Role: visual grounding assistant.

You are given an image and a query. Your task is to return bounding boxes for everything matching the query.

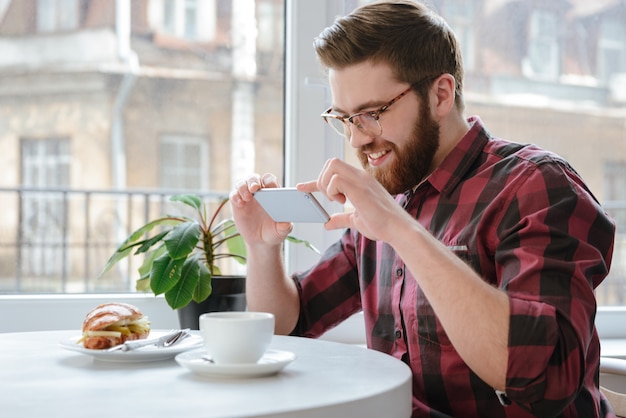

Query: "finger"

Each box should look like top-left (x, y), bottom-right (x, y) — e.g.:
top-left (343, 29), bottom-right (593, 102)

top-left (317, 158), bottom-right (336, 192)
top-left (246, 173), bottom-right (263, 193)
top-left (322, 170), bottom-right (349, 204)
top-left (275, 221), bottom-right (294, 236)
top-left (233, 178), bottom-right (254, 201)
top-left (229, 189), bottom-right (244, 207)
top-left (324, 212), bottom-right (353, 230)
top-left (296, 180), bottom-right (319, 193)
top-left (260, 173), bottom-right (280, 188)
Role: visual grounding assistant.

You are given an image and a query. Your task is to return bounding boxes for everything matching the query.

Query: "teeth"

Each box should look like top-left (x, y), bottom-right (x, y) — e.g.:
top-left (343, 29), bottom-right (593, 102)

top-left (369, 150), bottom-right (389, 160)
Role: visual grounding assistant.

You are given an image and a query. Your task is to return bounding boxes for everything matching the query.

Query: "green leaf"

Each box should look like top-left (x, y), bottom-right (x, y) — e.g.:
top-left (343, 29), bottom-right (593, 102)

top-left (165, 256), bottom-right (201, 309)
top-left (138, 245), bottom-right (167, 278)
top-left (135, 276), bottom-right (150, 292)
top-left (164, 221), bottom-right (201, 260)
top-left (99, 245), bottom-right (134, 278)
top-left (192, 262), bottom-right (213, 303)
top-left (150, 253), bottom-right (185, 295)
top-left (122, 217), bottom-right (182, 248)
top-left (98, 217), bottom-right (181, 278)
top-left (170, 194), bottom-right (202, 211)
top-left (134, 230), bottom-right (170, 255)
top-left (286, 235), bottom-right (321, 255)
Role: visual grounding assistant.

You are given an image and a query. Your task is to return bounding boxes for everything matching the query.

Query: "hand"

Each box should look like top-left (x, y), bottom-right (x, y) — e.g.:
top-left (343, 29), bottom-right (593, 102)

top-left (230, 173), bottom-right (293, 247)
top-left (297, 158), bottom-right (410, 242)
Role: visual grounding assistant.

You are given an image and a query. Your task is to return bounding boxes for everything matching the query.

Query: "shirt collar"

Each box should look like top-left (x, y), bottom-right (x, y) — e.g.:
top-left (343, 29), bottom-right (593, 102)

top-left (419, 115), bottom-right (490, 197)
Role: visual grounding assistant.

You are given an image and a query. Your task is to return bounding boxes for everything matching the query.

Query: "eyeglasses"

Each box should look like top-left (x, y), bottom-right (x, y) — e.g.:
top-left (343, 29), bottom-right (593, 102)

top-left (321, 85), bottom-right (414, 139)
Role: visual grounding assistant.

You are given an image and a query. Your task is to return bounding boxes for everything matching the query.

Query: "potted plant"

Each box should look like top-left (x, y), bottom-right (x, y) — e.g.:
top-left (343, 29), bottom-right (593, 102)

top-left (99, 194), bottom-right (318, 329)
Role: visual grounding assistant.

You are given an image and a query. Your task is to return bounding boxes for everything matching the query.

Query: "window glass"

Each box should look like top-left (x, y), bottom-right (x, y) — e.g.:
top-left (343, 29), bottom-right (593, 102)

top-left (525, 10), bottom-right (560, 79)
top-left (159, 135), bottom-right (208, 190)
top-left (598, 18), bottom-right (625, 82)
top-left (0, 0), bottom-right (284, 294)
top-left (19, 138), bottom-right (71, 289)
top-left (444, 0), bottom-right (475, 71)
top-left (37, 0), bottom-right (78, 33)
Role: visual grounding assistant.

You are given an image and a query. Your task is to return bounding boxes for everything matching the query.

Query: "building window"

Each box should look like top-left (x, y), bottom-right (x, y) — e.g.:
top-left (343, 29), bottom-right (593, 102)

top-left (524, 10), bottom-right (560, 79)
top-left (20, 138), bottom-right (71, 281)
top-left (444, 0), bottom-right (475, 72)
top-left (598, 18), bottom-right (625, 83)
top-left (603, 161), bottom-right (626, 304)
top-left (158, 0), bottom-right (216, 42)
top-left (159, 135), bottom-right (208, 191)
top-left (37, 0), bottom-right (78, 33)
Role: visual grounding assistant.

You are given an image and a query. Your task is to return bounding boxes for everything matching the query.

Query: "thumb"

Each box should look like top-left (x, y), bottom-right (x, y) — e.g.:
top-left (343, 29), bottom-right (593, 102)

top-left (275, 221), bottom-right (294, 236)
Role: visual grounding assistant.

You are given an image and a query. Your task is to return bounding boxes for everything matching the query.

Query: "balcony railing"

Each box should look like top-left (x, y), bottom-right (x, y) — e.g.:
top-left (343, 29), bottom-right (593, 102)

top-left (0, 187), bottom-right (229, 294)
top-left (1, 187), bottom-right (625, 306)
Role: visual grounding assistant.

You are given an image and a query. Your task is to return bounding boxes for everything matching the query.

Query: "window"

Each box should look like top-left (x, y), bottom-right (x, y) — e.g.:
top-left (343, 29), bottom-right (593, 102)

top-left (598, 18), bottom-right (625, 83)
top-left (0, 0), bottom-right (284, 294)
top-left (524, 9), bottom-right (560, 79)
top-left (37, 0), bottom-right (78, 33)
top-left (157, 0), bottom-right (216, 41)
top-left (159, 135), bottom-right (208, 190)
top-left (444, 0), bottom-right (475, 72)
top-left (602, 161), bottom-right (626, 305)
top-left (19, 138), bottom-right (70, 285)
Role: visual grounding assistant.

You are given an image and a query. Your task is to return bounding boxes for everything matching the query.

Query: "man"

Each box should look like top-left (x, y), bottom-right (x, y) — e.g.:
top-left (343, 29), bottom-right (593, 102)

top-left (230, 1), bottom-right (616, 416)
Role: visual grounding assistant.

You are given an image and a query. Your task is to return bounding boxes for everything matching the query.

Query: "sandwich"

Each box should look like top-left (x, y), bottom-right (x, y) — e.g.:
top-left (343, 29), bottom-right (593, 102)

top-left (80, 302), bottom-right (151, 349)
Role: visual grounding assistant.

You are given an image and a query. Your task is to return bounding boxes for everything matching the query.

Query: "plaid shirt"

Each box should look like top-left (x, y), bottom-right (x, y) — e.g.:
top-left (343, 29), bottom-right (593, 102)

top-left (292, 116), bottom-right (616, 417)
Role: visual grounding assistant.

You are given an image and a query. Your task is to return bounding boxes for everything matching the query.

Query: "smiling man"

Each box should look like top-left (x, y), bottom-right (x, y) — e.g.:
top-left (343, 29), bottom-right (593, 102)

top-left (230, 1), bottom-right (616, 417)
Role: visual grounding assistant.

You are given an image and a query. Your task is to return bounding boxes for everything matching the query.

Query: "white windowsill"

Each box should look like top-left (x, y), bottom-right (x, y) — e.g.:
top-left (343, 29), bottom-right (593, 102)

top-left (0, 294), bottom-right (179, 333)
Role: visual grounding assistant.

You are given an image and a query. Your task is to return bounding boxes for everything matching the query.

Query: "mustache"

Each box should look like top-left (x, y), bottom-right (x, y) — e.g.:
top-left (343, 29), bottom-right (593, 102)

top-left (359, 141), bottom-right (395, 155)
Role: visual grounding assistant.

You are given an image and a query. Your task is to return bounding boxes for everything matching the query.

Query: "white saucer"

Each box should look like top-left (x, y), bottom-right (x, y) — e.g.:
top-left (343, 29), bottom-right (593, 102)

top-left (175, 348), bottom-right (296, 378)
top-left (59, 330), bottom-right (203, 363)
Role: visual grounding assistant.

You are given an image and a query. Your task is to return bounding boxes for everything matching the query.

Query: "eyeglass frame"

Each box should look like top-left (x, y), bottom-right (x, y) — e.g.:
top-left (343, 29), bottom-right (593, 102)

top-left (320, 86), bottom-right (413, 138)
top-left (320, 76), bottom-right (438, 139)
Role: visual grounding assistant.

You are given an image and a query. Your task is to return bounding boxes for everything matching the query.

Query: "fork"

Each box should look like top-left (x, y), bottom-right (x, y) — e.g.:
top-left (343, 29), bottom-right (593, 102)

top-left (160, 329), bottom-right (190, 347)
top-left (107, 329), bottom-right (190, 352)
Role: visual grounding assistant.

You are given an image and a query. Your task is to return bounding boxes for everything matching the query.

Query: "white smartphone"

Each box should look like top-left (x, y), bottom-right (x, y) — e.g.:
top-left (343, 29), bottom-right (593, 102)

top-left (253, 188), bottom-right (330, 223)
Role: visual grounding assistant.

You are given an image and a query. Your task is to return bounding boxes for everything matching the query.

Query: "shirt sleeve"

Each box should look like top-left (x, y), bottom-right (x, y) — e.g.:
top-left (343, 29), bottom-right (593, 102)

top-left (290, 229), bottom-right (363, 338)
top-left (495, 156), bottom-right (615, 414)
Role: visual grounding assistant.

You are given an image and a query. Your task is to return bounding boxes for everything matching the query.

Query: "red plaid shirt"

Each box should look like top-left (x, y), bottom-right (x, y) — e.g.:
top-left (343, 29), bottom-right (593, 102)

top-left (292, 116), bottom-right (616, 417)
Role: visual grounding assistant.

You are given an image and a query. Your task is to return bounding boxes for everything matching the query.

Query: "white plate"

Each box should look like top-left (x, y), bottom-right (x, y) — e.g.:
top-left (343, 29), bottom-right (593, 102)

top-left (59, 330), bottom-right (203, 363)
top-left (176, 348), bottom-right (296, 378)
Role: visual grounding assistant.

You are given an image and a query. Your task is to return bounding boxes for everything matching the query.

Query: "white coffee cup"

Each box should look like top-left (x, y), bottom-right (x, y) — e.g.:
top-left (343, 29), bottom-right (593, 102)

top-left (199, 311), bottom-right (275, 364)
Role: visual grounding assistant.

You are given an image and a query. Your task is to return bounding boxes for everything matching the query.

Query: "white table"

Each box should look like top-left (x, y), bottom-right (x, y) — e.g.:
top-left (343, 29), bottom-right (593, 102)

top-left (0, 330), bottom-right (412, 417)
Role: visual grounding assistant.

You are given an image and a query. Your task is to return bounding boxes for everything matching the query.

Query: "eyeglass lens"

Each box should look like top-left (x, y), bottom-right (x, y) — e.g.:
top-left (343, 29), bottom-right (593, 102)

top-left (327, 113), bottom-right (381, 138)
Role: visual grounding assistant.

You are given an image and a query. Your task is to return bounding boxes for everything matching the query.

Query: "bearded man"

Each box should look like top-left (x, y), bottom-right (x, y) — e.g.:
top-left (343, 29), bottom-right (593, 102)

top-left (230, 1), bottom-right (616, 417)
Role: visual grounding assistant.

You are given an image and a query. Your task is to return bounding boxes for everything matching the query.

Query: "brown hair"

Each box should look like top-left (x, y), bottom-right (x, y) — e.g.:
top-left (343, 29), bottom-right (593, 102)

top-left (314, 0), bottom-right (465, 110)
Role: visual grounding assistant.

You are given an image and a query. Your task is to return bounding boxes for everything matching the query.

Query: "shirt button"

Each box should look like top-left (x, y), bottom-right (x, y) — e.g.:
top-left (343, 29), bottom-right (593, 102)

top-left (396, 267), bottom-right (403, 276)
top-left (395, 329), bottom-right (402, 339)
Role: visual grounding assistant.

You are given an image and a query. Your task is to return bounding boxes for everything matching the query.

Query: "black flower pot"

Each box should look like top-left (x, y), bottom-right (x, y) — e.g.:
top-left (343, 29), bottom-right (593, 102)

top-left (177, 275), bottom-right (246, 330)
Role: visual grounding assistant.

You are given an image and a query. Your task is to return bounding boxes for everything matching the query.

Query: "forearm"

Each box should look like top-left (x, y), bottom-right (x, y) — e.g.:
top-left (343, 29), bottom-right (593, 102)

top-left (390, 216), bottom-right (509, 390)
top-left (245, 243), bottom-right (301, 335)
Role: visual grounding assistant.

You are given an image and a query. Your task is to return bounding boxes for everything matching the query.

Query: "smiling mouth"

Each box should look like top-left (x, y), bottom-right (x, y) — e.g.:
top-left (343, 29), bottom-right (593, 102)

top-left (368, 149), bottom-right (390, 161)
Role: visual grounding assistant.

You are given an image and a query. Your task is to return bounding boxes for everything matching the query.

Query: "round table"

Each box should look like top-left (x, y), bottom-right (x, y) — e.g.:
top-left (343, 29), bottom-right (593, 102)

top-left (0, 330), bottom-right (412, 417)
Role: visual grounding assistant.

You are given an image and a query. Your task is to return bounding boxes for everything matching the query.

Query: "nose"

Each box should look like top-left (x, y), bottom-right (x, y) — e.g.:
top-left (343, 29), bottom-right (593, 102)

top-left (347, 125), bottom-right (374, 148)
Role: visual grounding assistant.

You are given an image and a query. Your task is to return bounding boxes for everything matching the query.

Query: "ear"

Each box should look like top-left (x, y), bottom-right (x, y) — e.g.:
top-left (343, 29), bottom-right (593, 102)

top-left (430, 74), bottom-right (456, 118)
